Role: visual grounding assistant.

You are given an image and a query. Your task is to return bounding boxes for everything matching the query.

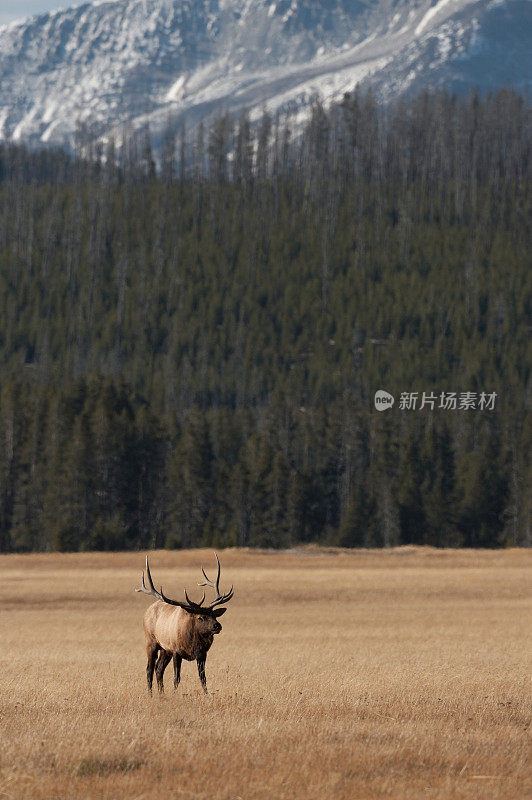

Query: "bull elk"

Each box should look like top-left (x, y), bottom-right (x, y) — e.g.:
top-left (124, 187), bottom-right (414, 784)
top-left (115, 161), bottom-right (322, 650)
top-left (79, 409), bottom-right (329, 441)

top-left (135, 552), bottom-right (233, 695)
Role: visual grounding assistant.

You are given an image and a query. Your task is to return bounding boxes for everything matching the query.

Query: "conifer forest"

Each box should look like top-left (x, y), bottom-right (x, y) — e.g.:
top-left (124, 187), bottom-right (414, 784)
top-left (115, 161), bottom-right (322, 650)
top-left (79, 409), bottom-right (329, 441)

top-left (0, 89), bottom-right (530, 552)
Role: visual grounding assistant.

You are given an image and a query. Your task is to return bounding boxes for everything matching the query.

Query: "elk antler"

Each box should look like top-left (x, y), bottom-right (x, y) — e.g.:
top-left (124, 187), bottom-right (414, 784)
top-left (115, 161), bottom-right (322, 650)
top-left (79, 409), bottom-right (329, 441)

top-left (198, 552), bottom-right (234, 609)
top-left (135, 556), bottom-right (207, 613)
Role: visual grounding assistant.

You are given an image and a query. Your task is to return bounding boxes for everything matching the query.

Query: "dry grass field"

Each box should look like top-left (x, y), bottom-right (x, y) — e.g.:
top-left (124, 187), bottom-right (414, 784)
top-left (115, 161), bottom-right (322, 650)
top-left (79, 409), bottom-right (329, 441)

top-left (0, 547), bottom-right (530, 800)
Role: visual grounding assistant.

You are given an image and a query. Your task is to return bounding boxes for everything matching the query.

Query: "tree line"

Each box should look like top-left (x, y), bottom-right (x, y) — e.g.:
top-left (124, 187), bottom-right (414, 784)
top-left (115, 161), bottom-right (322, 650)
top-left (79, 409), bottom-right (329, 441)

top-left (0, 88), bottom-right (530, 551)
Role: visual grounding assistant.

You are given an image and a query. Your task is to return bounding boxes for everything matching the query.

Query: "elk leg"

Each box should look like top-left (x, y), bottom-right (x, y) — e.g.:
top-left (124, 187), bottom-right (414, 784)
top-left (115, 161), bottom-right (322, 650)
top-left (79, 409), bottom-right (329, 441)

top-left (146, 641), bottom-right (159, 695)
top-left (155, 649), bottom-right (172, 694)
top-left (173, 653), bottom-right (182, 690)
top-left (197, 657), bottom-right (208, 694)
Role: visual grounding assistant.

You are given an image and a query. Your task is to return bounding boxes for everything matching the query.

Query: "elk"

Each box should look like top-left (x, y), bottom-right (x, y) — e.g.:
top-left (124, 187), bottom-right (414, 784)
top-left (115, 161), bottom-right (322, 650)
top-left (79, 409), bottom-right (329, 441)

top-left (135, 552), bottom-right (233, 695)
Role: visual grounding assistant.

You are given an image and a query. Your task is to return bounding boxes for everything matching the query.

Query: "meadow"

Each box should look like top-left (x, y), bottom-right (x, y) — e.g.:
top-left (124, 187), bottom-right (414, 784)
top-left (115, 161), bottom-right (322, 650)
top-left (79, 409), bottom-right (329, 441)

top-left (0, 547), bottom-right (529, 800)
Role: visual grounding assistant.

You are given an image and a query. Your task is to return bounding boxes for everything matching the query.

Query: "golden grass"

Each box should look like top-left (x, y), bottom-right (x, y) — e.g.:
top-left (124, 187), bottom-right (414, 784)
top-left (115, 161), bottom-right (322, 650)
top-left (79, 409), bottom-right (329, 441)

top-left (0, 547), bottom-right (530, 800)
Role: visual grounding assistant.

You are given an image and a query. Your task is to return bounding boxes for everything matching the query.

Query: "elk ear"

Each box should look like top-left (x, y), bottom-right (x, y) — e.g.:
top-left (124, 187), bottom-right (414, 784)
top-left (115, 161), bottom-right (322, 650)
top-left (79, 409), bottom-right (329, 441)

top-left (211, 608), bottom-right (226, 618)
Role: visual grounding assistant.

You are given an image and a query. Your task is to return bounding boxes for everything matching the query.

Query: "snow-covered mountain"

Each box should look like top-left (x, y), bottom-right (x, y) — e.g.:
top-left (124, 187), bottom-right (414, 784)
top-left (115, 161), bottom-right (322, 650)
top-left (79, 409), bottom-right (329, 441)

top-left (0, 0), bottom-right (530, 150)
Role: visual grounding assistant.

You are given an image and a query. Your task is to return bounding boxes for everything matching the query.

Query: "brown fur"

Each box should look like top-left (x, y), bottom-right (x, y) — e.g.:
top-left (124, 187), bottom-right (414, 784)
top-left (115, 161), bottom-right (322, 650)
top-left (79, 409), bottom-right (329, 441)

top-left (143, 601), bottom-right (225, 694)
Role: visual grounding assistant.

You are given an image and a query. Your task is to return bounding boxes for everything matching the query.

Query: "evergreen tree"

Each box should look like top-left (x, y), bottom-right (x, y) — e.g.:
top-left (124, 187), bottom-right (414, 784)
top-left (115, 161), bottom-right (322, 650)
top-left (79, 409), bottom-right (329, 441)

top-left (0, 89), bottom-right (529, 551)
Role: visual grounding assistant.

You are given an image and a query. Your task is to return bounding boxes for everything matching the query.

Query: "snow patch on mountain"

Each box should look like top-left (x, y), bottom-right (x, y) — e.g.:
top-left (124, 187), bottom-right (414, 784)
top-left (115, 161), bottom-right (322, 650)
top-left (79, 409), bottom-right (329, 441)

top-left (415, 0), bottom-right (455, 35)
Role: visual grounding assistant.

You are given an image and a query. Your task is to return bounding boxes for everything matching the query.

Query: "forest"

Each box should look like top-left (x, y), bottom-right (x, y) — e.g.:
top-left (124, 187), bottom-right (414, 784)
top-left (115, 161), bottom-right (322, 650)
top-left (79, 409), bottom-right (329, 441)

top-left (0, 88), bottom-right (530, 552)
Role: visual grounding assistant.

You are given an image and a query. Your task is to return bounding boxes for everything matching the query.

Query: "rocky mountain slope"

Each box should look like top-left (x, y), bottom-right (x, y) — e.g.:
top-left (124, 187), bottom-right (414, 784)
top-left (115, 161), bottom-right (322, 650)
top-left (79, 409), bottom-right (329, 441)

top-left (0, 0), bottom-right (530, 149)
